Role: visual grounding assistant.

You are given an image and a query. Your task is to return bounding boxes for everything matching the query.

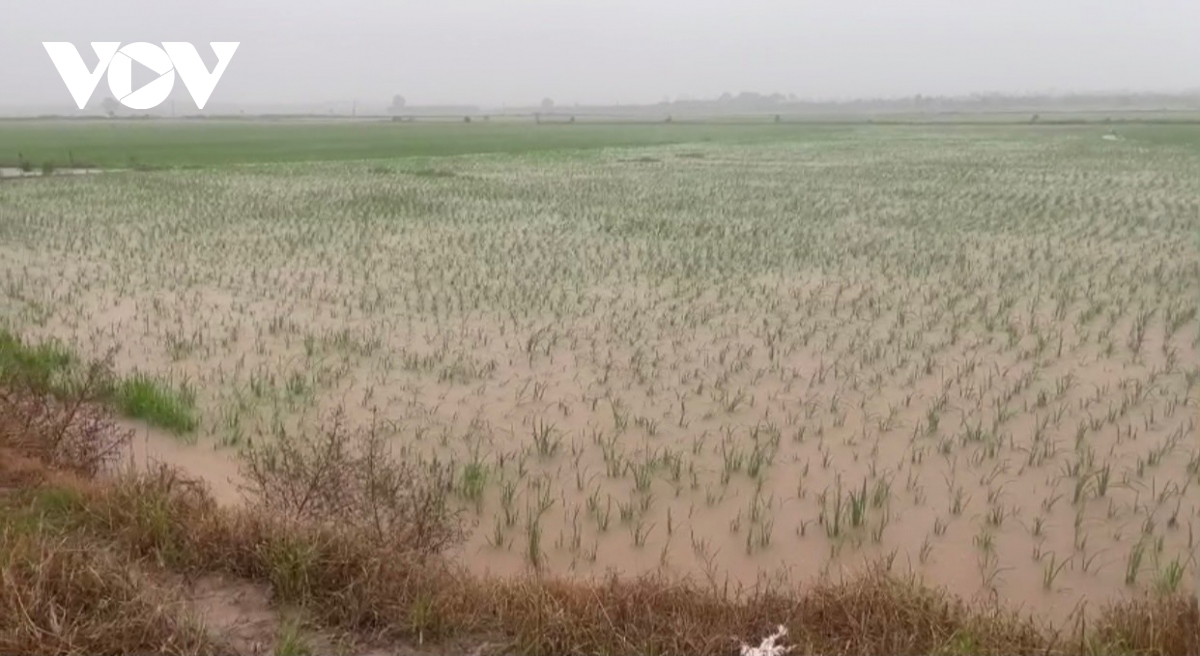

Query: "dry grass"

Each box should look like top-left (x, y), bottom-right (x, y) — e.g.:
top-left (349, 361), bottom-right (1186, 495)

top-left (1, 372), bottom-right (1197, 656)
top-left (469, 567), bottom-right (1047, 656)
top-left (0, 527), bottom-right (221, 656)
top-left (1092, 595), bottom-right (1200, 656)
top-left (0, 372), bottom-right (225, 656)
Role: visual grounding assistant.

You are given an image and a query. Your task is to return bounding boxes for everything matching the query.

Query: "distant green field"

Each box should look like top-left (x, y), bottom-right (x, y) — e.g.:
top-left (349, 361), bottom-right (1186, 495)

top-left (0, 120), bottom-right (861, 169)
top-left (2, 117), bottom-right (1198, 171)
top-left (1109, 123), bottom-right (1200, 151)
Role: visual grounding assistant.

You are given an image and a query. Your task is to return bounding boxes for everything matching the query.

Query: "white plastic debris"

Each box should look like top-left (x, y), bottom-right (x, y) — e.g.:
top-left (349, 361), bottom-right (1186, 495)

top-left (739, 624), bottom-right (795, 656)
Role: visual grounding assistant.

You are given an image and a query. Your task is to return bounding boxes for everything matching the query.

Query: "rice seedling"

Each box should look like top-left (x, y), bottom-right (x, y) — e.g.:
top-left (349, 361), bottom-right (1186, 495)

top-left (1125, 539), bottom-right (1148, 586)
top-left (1042, 552), bottom-right (1072, 591)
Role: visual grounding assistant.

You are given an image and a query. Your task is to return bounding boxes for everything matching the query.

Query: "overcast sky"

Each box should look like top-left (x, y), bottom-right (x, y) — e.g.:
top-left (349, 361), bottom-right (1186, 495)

top-left (3, 0), bottom-right (1198, 109)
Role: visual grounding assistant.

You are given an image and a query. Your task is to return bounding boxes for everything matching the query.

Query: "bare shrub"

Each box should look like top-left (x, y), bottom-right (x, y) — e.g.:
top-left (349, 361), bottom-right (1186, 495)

top-left (0, 361), bottom-right (132, 478)
top-left (237, 406), bottom-right (464, 557)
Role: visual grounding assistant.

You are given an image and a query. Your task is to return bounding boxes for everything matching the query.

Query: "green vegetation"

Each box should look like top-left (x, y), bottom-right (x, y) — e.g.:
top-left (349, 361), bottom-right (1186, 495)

top-left (0, 329), bottom-right (199, 436)
top-left (111, 373), bottom-right (199, 434)
top-left (4, 116), bottom-right (1199, 171)
top-left (0, 120), bottom-right (855, 169)
top-left (0, 329), bottom-right (76, 393)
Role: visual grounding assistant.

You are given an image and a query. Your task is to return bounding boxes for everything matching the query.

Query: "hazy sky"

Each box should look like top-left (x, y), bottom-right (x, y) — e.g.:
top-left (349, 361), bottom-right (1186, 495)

top-left (4, 0), bottom-right (1199, 109)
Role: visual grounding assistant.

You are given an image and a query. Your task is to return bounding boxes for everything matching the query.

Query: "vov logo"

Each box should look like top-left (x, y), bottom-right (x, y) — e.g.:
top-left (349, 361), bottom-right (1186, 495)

top-left (42, 42), bottom-right (240, 110)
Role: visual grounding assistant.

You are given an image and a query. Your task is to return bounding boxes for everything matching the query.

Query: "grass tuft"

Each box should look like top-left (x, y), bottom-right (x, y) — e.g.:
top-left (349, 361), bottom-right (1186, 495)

top-left (111, 373), bottom-right (199, 435)
top-left (0, 328), bottom-right (76, 395)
